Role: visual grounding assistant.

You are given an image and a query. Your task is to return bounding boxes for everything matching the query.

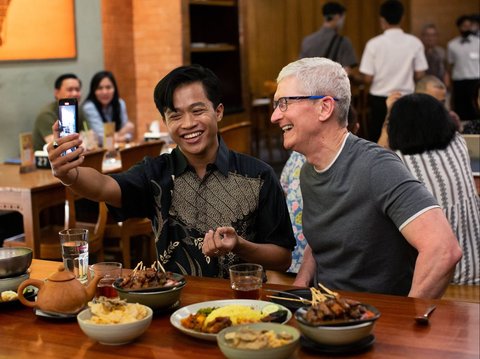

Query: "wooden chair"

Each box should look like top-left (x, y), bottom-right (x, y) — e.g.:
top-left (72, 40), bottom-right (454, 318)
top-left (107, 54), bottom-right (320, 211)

top-left (39, 148), bottom-right (108, 260)
top-left (105, 141), bottom-right (165, 268)
top-left (220, 121), bottom-right (253, 154)
top-left (119, 140), bottom-right (165, 171)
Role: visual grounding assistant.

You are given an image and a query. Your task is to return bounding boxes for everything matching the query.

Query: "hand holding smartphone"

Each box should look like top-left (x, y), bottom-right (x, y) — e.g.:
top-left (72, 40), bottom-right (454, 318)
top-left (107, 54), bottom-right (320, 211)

top-left (58, 98), bottom-right (78, 156)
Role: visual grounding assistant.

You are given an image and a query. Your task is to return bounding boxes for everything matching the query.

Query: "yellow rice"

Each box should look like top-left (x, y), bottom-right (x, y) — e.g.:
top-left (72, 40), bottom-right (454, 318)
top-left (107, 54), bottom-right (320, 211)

top-left (204, 305), bottom-right (263, 326)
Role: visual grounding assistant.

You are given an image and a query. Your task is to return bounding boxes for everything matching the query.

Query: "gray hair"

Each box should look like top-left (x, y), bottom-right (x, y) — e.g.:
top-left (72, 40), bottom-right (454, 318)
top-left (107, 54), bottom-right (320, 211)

top-left (415, 75), bottom-right (445, 93)
top-left (277, 57), bottom-right (351, 126)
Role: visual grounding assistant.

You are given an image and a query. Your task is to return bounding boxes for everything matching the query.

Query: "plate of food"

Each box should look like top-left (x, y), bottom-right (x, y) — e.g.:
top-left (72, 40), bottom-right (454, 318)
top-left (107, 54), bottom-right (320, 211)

top-left (0, 286), bottom-right (37, 307)
top-left (170, 299), bottom-right (292, 341)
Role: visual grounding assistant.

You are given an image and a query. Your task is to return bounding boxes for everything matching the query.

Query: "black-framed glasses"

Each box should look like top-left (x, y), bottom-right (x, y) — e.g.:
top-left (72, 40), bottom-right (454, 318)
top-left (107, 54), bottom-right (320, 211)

top-left (273, 95), bottom-right (338, 112)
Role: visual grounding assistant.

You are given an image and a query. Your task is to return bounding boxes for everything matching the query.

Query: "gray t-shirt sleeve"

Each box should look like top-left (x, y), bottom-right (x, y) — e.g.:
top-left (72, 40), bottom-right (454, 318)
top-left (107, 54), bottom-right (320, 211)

top-left (369, 150), bottom-right (439, 228)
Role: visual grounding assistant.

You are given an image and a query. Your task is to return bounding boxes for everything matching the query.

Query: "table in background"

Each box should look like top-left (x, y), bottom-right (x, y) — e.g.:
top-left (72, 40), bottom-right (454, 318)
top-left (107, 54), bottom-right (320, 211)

top-left (1, 259), bottom-right (478, 359)
top-left (0, 165), bottom-right (64, 257)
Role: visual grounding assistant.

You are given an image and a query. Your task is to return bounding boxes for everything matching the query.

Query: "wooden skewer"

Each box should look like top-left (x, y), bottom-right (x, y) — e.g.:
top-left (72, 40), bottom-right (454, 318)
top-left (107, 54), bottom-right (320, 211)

top-left (317, 282), bottom-right (339, 298)
top-left (156, 260), bottom-right (166, 273)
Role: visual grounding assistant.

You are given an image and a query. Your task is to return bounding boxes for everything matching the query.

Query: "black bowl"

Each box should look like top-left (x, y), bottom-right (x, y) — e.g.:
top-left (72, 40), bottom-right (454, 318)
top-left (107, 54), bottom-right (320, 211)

top-left (0, 248), bottom-right (33, 279)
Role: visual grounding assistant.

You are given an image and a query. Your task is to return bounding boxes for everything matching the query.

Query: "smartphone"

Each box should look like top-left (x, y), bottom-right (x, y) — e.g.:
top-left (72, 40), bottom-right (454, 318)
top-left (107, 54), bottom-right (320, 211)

top-left (58, 98), bottom-right (78, 155)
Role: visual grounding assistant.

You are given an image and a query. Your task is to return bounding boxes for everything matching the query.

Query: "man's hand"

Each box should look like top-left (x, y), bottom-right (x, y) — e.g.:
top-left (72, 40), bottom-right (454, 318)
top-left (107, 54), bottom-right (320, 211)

top-left (202, 227), bottom-right (239, 257)
top-left (48, 121), bottom-right (85, 184)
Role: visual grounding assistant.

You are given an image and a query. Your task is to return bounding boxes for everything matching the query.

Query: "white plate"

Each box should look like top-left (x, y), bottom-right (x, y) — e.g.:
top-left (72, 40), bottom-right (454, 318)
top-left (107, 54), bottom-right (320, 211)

top-left (170, 299), bottom-right (292, 341)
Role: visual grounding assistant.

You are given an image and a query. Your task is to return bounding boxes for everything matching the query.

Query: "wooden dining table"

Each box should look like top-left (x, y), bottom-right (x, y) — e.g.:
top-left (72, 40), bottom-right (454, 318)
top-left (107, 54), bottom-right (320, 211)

top-left (0, 164), bottom-right (65, 257)
top-left (1, 259), bottom-right (478, 358)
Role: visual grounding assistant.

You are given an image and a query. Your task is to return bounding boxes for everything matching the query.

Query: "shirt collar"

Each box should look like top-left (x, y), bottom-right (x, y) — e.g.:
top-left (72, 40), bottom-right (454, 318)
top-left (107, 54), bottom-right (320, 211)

top-left (384, 28), bottom-right (404, 35)
top-left (170, 135), bottom-right (230, 177)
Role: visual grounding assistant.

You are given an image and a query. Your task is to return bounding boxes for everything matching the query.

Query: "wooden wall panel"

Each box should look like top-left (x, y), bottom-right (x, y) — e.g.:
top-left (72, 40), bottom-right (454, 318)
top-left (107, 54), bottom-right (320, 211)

top-left (410, 0), bottom-right (479, 46)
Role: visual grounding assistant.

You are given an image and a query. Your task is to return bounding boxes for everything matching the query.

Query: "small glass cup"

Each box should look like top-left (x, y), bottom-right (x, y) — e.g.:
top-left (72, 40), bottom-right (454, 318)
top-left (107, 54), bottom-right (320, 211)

top-left (59, 229), bottom-right (89, 283)
top-left (229, 263), bottom-right (263, 300)
top-left (89, 262), bottom-right (123, 299)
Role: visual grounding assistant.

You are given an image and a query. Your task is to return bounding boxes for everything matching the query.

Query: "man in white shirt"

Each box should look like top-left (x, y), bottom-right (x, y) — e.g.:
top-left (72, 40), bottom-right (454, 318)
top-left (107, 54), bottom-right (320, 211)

top-left (359, 0), bottom-right (427, 142)
top-left (447, 15), bottom-right (480, 123)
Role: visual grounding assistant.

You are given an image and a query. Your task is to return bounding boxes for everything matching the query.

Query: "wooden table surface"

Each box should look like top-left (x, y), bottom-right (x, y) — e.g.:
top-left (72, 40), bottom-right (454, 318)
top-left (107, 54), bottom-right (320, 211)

top-left (0, 164), bottom-right (64, 257)
top-left (1, 259), bottom-right (478, 359)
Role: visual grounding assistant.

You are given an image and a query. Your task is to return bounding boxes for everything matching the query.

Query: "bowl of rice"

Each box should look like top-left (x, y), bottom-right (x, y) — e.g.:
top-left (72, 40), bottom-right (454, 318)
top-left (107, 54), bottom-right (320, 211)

top-left (77, 298), bottom-right (153, 345)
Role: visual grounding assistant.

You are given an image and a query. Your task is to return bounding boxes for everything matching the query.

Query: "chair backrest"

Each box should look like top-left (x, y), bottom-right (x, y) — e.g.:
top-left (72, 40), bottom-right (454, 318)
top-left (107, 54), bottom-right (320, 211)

top-left (81, 148), bottom-right (107, 170)
top-left (463, 134), bottom-right (480, 160)
top-left (219, 121), bottom-right (252, 154)
top-left (119, 140), bottom-right (165, 171)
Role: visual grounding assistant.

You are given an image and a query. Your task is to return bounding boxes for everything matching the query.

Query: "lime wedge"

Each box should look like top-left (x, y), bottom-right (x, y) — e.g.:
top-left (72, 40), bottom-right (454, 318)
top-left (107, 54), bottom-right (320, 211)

top-left (261, 304), bottom-right (280, 316)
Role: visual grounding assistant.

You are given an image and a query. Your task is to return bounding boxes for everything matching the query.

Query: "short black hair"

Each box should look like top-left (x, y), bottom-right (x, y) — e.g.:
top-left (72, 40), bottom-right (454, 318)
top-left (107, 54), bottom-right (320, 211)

top-left (380, 0), bottom-right (404, 25)
top-left (388, 93), bottom-right (456, 155)
top-left (54, 73), bottom-right (80, 90)
top-left (153, 64), bottom-right (222, 119)
top-left (456, 15), bottom-right (471, 28)
top-left (322, 2), bottom-right (346, 18)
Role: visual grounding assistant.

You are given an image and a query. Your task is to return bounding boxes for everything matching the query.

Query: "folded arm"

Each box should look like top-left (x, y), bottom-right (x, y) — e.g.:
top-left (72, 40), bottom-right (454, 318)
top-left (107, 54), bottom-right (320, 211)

top-left (402, 208), bottom-right (462, 299)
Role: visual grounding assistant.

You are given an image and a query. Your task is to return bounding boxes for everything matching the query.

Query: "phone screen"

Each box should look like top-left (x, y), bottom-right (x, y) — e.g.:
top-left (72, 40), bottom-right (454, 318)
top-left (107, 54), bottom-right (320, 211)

top-left (58, 99), bottom-right (77, 155)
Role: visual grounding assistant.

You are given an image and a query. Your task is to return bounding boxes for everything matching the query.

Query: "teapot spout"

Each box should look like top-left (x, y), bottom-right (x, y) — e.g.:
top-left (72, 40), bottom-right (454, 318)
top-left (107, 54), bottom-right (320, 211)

top-left (85, 274), bottom-right (103, 301)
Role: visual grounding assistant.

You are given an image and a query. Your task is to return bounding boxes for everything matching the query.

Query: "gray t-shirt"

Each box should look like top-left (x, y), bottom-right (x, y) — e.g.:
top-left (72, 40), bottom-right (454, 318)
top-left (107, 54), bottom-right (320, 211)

top-left (300, 134), bottom-right (438, 295)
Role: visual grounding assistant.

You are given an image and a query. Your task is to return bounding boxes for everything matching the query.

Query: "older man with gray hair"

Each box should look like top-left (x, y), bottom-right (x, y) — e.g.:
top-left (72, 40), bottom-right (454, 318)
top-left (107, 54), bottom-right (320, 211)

top-left (271, 57), bottom-right (462, 299)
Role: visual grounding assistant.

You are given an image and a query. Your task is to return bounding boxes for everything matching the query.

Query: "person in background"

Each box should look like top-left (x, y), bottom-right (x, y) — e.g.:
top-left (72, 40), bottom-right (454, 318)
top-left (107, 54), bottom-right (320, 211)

top-left (420, 23), bottom-right (450, 87)
top-left (388, 93), bottom-right (479, 285)
top-left (48, 64), bottom-right (295, 278)
top-left (470, 14), bottom-right (480, 37)
top-left (33, 73), bottom-right (87, 151)
top-left (378, 75), bottom-right (461, 148)
top-left (280, 106), bottom-right (359, 274)
top-left (447, 15), bottom-right (480, 123)
top-left (359, 0), bottom-right (427, 142)
top-left (271, 57), bottom-right (461, 298)
top-left (299, 1), bottom-right (357, 76)
top-left (83, 71), bottom-right (135, 146)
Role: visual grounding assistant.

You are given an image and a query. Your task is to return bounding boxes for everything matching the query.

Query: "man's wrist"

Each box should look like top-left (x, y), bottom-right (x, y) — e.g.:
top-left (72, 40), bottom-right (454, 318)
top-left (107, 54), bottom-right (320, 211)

top-left (59, 167), bottom-right (79, 187)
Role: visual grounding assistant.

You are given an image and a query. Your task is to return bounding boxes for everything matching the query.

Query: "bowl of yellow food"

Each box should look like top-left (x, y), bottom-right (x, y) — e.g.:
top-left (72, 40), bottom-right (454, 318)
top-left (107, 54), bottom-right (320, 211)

top-left (217, 322), bottom-right (300, 359)
top-left (77, 298), bottom-right (153, 345)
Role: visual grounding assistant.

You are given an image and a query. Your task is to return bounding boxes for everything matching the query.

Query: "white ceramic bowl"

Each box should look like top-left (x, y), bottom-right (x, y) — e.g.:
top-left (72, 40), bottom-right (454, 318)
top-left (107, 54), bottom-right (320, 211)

top-left (217, 323), bottom-right (300, 359)
top-left (295, 306), bottom-right (375, 346)
top-left (77, 305), bottom-right (153, 345)
top-left (0, 272), bottom-right (30, 292)
top-left (113, 280), bottom-right (186, 310)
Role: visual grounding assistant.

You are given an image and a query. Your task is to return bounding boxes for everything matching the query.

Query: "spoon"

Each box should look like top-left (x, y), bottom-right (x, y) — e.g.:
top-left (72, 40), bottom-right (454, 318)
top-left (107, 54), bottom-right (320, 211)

top-left (415, 305), bottom-right (437, 325)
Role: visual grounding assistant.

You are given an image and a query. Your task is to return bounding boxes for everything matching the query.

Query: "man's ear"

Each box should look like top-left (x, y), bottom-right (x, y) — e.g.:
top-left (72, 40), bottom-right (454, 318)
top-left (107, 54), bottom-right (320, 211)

top-left (215, 103), bottom-right (224, 123)
top-left (318, 98), bottom-right (336, 122)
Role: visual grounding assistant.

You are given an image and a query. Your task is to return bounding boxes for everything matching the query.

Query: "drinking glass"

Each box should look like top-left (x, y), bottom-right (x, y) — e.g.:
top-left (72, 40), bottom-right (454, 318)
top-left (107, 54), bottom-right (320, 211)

top-left (229, 263), bottom-right (263, 300)
top-left (59, 229), bottom-right (89, 283)
top-left (89, 262), bottom-right (123, 299)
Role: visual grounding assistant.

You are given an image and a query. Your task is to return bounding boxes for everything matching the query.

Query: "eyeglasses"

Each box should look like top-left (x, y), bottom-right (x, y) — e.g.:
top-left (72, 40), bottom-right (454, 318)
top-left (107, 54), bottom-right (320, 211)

top-left (273, 95), bottom-right (338, 112)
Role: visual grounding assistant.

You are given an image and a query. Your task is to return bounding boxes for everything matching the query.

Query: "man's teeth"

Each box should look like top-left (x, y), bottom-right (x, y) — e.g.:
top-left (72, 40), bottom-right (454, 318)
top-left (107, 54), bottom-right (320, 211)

top-left (282, 125), bottom-right (293, 132)
top-left (184, 132), bottom-right (202, 139)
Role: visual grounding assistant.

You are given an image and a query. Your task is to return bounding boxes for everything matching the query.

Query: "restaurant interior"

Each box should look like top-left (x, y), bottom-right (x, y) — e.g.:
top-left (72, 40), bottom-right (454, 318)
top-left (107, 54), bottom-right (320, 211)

top-left (0, 1), bottom-right (479, 357)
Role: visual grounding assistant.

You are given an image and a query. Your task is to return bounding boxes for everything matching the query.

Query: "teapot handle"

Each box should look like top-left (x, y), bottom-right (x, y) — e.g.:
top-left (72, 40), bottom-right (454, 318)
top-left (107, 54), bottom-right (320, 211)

top-left (17, 279), bottom-right (43, 308)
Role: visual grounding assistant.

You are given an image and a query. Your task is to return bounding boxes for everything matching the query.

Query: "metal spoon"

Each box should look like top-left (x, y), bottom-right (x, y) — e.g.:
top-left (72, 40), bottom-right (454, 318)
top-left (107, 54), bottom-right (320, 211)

top-left (415, 305), bottom-right (437, 325)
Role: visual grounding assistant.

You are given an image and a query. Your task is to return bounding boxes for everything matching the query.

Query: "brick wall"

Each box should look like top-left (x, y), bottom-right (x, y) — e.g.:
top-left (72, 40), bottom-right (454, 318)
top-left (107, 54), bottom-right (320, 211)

top-left (101, 0), bottom-right (183, 139)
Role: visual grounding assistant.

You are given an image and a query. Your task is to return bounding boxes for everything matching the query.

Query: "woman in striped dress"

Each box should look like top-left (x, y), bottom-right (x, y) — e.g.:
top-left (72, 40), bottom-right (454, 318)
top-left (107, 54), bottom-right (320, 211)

top-left (388, 93), bottom-right (479, 285)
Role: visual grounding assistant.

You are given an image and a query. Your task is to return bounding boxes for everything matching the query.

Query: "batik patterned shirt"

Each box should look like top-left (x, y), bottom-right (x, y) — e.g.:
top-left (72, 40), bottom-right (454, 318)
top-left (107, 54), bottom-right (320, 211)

top-left (108, 138), bottom-right (295, 278)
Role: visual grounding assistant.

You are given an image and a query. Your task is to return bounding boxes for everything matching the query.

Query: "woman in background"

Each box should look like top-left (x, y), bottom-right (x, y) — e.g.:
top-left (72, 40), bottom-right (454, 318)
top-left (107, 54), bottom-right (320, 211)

top-left (83, 71), bottom-right (134, 146)
top-left (388, 93), bottom-right (479, 285)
